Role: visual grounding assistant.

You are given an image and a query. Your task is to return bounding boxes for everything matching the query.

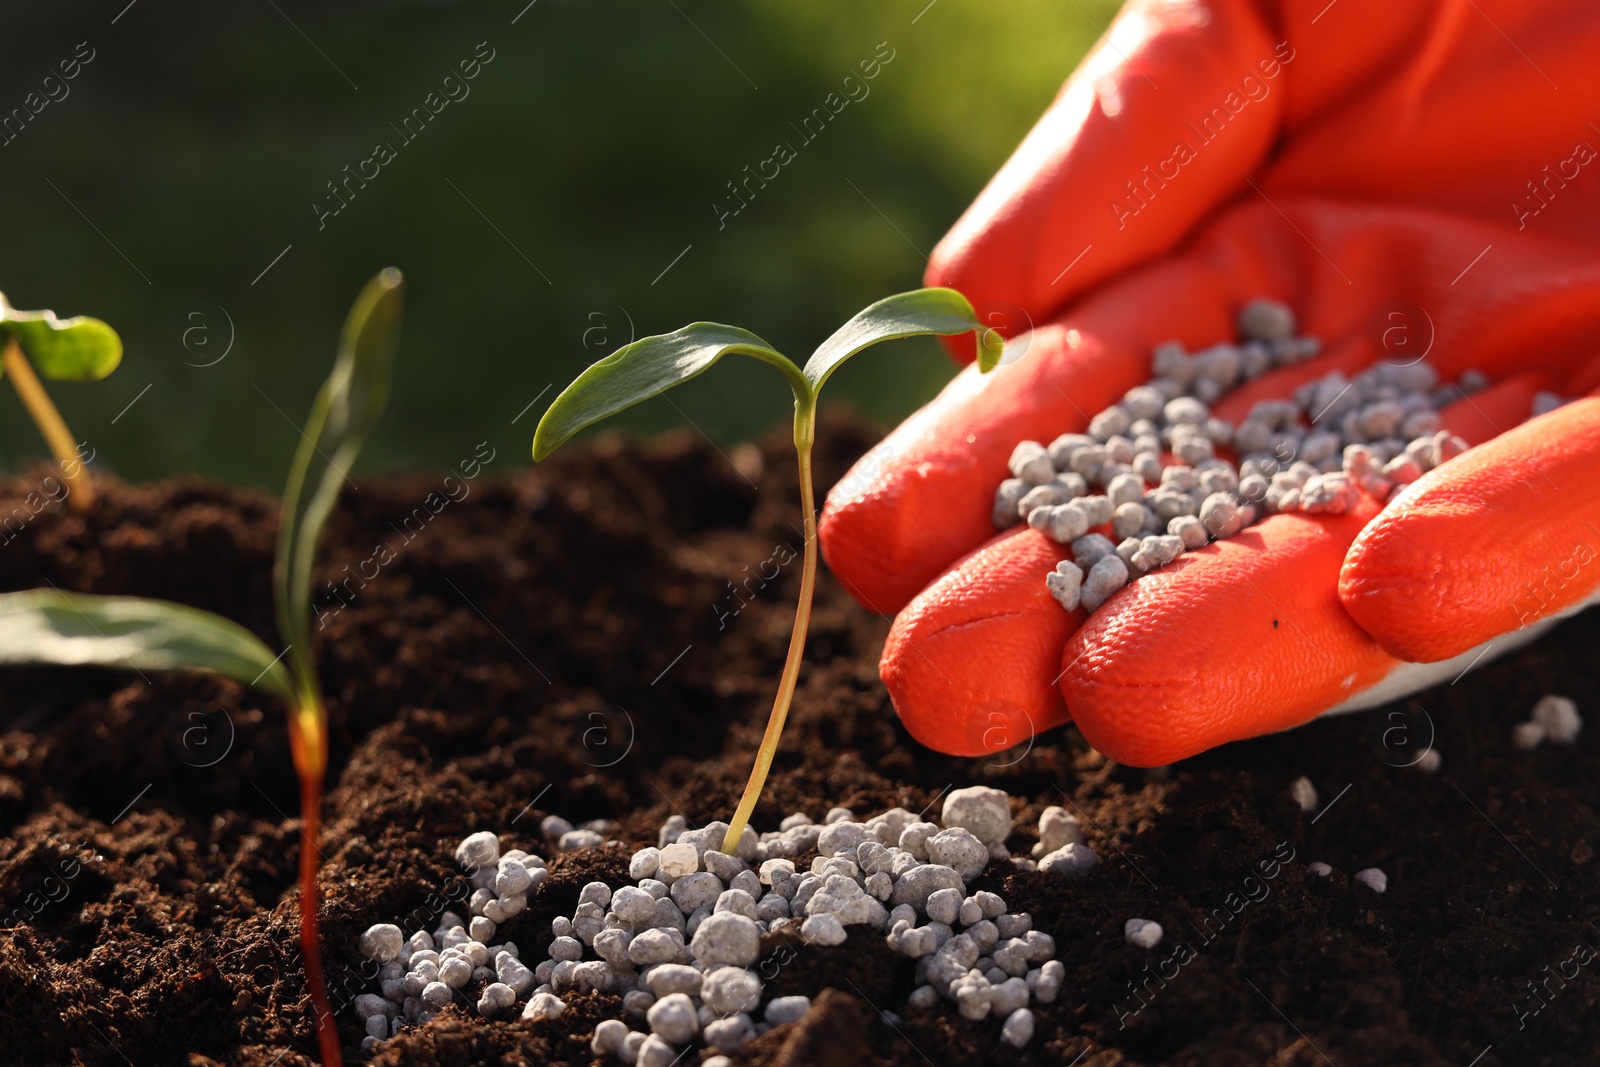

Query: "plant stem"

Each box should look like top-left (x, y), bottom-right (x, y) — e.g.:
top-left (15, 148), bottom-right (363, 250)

top-left (288, 706), bottom-right (341, 1067)
top-left (2, 338), bottom-right (94, 510)
top-left (723, 411), bottom-right (818, 853)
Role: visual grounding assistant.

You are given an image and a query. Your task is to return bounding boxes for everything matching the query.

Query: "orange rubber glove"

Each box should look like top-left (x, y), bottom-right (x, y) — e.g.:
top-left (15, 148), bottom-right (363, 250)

top-left (819, 0), bottom-right (1600, 766)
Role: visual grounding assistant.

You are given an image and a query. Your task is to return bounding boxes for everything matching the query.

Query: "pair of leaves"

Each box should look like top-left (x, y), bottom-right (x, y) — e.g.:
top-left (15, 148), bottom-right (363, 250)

top-left (0, 292), bottom-right (121, 381)
top-left (0, 271), bottom-right (404, 706)
top-left (532, 287), bottom-right (1004, 460)
top-left (529, 286), bottom-right (1003, 856)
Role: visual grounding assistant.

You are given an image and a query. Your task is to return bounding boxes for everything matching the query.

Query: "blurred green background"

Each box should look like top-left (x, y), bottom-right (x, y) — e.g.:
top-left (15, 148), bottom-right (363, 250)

top-left (0, 0), bottom-right (1115, 488)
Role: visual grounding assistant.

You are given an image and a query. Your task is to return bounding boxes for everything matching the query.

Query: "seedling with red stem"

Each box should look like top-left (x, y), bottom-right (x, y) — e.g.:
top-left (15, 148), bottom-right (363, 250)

top-left (0, 269), bottom-right (404, 1067)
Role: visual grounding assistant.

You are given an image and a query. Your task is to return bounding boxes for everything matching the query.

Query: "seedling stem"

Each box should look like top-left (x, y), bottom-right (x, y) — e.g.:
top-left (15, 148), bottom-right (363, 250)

top-left (288, 703), bottom-right (337, 1065)
top-left (724, 400), bottom-right (817, 852)
top-left (2, 337), bottom-right (95, 509)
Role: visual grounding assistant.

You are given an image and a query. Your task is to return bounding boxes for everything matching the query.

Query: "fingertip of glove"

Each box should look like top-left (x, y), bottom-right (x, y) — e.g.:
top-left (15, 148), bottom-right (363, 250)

top-left (1060, 614), bottom-right (1346, 769)
top-left (1063, 509), bottom-right (1395, 766)
top-left (818, 497), bottom-right (922, 615)
top-left (1338, 471), bottom-right (1587, 662)
top-left (880, 530), bottom-right (1074, 756)
top-left (1339, 513), bottom-right (1474, 662)
top-left (1057, 579), bottom-right (1219, 768)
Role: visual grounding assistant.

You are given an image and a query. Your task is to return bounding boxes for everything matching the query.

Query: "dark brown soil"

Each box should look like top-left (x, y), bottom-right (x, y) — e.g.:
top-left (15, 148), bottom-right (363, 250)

top-left (2, 416), bottom-right (1597, 1067)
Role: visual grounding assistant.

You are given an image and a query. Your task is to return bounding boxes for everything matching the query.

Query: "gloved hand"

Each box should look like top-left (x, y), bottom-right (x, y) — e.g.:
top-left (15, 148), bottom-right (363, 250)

top-left (819, 0), bottom-right (1600, 767)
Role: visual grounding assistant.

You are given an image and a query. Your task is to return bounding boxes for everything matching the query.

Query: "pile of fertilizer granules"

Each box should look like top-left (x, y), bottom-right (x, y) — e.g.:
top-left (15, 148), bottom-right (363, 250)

top-left (353, 788), bottom-right (1097, 1062)
top-left (989, 299), bottom-right (1537, 614)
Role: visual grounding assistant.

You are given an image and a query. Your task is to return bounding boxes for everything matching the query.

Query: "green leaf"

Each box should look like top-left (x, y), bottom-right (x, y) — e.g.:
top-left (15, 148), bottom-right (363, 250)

top-left (274, 269), bottom-right (404, 707)
top-left (0, 292), bottom-right (122, 381)
top-left (0, 589), bottom-right (295, 704)
top-left (801, 287), bottom-right (1002, 393)
top-left (533, 323), bottom-right (808, 461)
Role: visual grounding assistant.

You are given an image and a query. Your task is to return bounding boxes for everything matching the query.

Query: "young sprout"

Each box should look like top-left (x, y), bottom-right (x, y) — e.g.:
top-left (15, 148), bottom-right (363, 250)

top-left (533, 288), bottom-right (1002, 852)
top-left (0, 269), bottom-right (403, 1067)
top-left (0, 293), bottom-right (122, 510)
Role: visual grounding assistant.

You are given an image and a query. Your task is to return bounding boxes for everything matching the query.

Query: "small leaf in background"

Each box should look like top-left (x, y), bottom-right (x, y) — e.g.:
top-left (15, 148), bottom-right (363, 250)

top-left (802, 287), bottom-right (1000, 392)
top-left (275, 269), bottom-right (404, 704)
top-left (0, 589), bottom-right (294, 703)
top-left (0, 292), bottom-right (122, 382)
top-left (533, 323), bottom-right (806, 461)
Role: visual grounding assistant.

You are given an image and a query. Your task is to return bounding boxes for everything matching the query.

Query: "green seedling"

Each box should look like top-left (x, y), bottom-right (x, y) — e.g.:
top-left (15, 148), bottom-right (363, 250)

top-left (0, 293), bottom-right (122, 509)
top-left (0, 269), bottom-right (403, 1067)
top-left (534, 288), bottom-right (1002, 852)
